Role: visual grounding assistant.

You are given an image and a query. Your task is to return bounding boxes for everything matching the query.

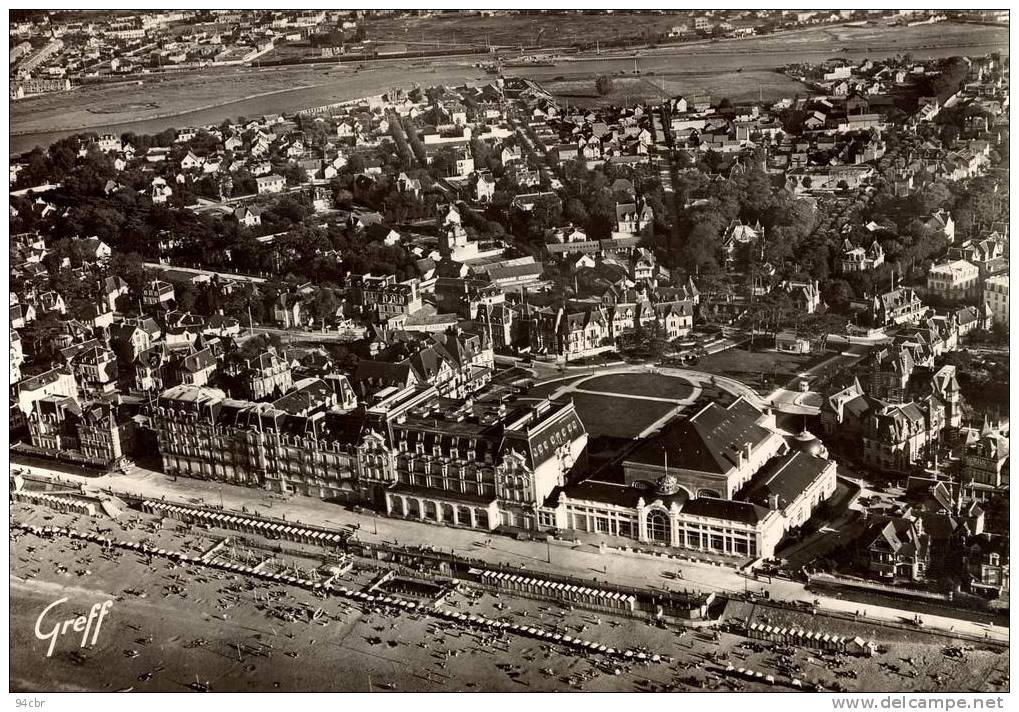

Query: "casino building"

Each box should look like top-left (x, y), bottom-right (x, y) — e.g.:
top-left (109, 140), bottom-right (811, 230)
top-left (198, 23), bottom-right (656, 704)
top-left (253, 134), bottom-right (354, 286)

top-left (537, 398), bottom-right (837, 560)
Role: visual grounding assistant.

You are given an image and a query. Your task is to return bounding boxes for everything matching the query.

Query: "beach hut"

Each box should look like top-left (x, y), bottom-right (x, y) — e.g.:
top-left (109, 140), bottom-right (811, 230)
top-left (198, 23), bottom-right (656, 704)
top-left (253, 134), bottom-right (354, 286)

top-left (846, 637), bottom-right (876, 657)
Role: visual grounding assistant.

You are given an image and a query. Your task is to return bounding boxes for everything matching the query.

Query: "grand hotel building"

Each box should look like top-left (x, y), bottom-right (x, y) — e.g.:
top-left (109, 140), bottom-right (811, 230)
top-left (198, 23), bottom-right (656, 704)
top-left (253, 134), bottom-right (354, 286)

top-left (152, 381), bottom-right (834, 560)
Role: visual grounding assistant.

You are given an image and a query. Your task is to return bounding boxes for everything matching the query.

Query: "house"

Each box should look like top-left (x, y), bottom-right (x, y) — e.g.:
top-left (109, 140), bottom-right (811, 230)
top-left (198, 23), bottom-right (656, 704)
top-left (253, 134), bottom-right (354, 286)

top-left (862, 515), bottom-right (930, 581)
top-left (180, 151), bottom-right (204, 170)
top-left (782, 279), bottom-right (823, 314)
top-left (234, 205), bottom-right (262, 227)
top-left (631, 248), bottom-right (657, 283)
top-left (256, 174), bottom-right (286, 194)
top-left (500, 145), bottom-right (522, 164)
top-left (97, 133), bottom-right (122, 153)
top-left (510, 192), bottom-right (561, 213)
top-left (38, 291), bottom-right (67, 315)
top-left (366, 223), bottom-right (402, 247)
top-left (839, 239), bottom-right (885, 273)
top-left (142, 280), bottom-right (176, 307)
top-left (962, 425), bottom-right (1010, 500)
top-left (453, 148), bottom-right (475, 177)
top-left (230, 348), bottom-right (294, 401)
top-left (775, 331), bottom-right (811, 354)
top-left (615, 200), bottom-right (654, 235)
top-left (924, 210), bottom-right (955, 243)
top-left (77, 302), bottom-right (115, 330)
top-left (861, 399), bottom-right (946, 473)
top-left (927, 259), bottom-right (979, 301)
top-left (965, 536), bottom-right (1009, 598)
top-left (204, 314), bottom-right (242, 338)
top-left (180, 347), bottom-right (217, 387)
top-left (471, 171), bottom-right (496, 203)
top-left (100, 276), bottom-right (129, 311)
top-left (108, 320), bottom-right (155, 364)
top-left (396, 172), bottom-right (422, 196)
top-left (721, 219), bottom-right (764, 268)
top-left (69, 345), bottom-right (119, 398)
top-left (983, 275), bottom-right (1008, 327)
top-left (872, 288), bottom-right (926, 327)
top-left (274, 292), bottom-right (307, 329)
top-left (79, 237), bottom-right (112, 263)
top-left (150, 179), bottom-right (173, 204)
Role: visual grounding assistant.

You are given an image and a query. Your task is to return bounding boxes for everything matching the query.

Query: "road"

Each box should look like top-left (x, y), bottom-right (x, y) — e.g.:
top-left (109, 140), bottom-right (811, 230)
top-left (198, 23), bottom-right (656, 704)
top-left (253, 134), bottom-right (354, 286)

top-left (13, 458), bottom-right (1007, 644)
top-left (144, 262), bottom-right (267, 284)
top-left (246, 325), bottom-right (364, 343)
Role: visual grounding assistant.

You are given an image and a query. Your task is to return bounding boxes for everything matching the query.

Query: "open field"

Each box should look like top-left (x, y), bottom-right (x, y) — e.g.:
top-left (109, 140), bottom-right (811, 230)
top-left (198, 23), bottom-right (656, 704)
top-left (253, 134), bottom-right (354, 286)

top-left (363, 13), bottom-right (1007, 58)
top-left (364, 11), bottom-right (681, 50)
top-left (543, 71), bottom-right (807, 107)
top-left (10, 61), bottom-right (490, 154)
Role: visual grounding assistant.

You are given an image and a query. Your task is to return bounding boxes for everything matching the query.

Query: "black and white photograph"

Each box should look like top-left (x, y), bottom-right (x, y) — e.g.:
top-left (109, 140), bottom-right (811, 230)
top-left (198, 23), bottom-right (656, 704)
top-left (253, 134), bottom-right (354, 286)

top-left (7, 7), bottom-right (1010, 701)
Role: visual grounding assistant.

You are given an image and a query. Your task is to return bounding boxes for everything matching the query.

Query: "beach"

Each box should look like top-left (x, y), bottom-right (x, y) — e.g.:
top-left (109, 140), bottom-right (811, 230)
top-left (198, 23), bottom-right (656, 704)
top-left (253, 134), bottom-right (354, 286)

top-left (10, 501), bottom-right (1009, 693)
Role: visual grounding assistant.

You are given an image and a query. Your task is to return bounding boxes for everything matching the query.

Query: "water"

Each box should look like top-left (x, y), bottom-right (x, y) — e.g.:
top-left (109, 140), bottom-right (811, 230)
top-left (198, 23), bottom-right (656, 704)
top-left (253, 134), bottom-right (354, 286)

top-left (10, 22), bottom-right (1007, 155)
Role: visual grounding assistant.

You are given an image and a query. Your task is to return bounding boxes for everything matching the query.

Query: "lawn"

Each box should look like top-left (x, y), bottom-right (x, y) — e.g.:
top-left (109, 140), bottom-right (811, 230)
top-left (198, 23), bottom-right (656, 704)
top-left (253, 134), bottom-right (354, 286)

top-left (568, 391), bottom-right (675, 438)
top-left (524, 375), bottom-right (586, 398)
top-left (696, 347), bottom-right (820, 379)
top-left (581, 373), bottom-right (695, 401)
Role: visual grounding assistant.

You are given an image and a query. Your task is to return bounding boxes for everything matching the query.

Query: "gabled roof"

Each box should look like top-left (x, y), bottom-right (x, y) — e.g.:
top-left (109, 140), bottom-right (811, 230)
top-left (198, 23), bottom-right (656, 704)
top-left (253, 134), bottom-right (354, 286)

top-left (626, 397), bottom-right (775, 475)
top-left (742, 451), bottom-right (832, 509)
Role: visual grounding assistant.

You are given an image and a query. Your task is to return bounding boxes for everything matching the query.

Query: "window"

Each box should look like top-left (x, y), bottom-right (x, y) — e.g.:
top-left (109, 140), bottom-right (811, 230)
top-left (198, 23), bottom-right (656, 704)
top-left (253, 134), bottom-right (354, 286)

top-left (646, 510), bottom-right (669, 544)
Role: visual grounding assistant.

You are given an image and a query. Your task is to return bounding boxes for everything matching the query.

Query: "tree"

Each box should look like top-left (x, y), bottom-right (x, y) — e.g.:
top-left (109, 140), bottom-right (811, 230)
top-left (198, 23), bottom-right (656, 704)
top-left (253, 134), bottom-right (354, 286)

top-left (311, 288), bottom-right (340, 324)
top-left (595, 75), bottom-right (614, 96)
top-left (563, 197), bottom-right (589, 226)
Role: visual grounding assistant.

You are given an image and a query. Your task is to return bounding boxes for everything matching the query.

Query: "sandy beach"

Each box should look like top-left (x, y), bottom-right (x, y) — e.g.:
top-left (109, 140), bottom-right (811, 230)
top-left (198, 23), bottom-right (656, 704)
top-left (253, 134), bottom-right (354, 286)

top-left (10, 501), bottom-right (1009, 693)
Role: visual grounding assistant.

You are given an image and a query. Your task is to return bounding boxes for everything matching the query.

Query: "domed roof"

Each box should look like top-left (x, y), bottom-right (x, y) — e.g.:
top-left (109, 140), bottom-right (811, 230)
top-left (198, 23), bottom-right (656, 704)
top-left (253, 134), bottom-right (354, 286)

top-left (657, 474), bottom-right (681, 495)
top-left (793, 430), bottom-right (825, 456)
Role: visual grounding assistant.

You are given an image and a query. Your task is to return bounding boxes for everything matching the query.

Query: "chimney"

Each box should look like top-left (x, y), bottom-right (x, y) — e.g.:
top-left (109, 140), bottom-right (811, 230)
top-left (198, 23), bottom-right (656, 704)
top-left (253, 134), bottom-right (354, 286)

top-left (767, 493), bottom-right (781, 511)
